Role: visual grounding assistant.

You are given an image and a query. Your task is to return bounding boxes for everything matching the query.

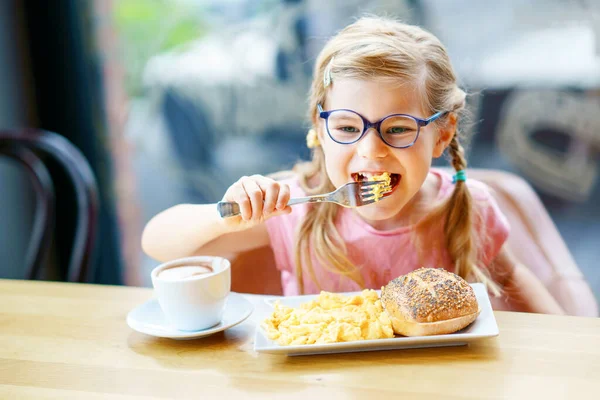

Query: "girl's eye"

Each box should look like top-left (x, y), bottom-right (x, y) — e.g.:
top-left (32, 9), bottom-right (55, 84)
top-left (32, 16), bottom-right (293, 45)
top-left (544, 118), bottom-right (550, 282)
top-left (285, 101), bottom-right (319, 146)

top-left (340, 126), bottom-right (360, 133)
top-left (382, 116), bottom-right (418, 135)
top-left (386, 127), bottom-right (411, 134)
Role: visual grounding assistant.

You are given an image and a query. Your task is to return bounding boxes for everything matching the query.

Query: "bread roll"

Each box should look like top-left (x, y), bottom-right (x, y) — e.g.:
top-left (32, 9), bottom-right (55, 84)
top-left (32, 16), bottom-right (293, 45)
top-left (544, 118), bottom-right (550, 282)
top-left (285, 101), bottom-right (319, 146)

top-left (381, 268), bottom-right (480, 336)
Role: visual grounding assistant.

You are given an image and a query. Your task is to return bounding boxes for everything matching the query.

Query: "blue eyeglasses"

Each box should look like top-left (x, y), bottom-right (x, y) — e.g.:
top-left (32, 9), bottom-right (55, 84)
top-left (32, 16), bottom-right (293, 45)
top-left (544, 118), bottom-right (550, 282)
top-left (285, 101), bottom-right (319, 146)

top-left (318, 104), bottom-right (448, 149)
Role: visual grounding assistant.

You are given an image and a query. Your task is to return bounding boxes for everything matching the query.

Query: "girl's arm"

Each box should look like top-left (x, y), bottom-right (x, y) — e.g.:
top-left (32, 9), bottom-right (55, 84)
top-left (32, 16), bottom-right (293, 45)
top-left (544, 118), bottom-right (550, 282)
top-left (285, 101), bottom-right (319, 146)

top-left (490, 245), bottom-right (565, 315)
top-left (141, 175), bottom-right (292, 262)
top-left (141, 203), bottom-right (270, 262)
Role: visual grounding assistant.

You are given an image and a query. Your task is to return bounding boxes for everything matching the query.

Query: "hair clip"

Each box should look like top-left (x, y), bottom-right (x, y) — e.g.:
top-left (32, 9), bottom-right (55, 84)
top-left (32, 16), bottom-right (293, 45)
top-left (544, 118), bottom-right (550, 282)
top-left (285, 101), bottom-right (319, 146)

top-left (452, 170), bottom-right (467, 183)
top-left (323, 56), bottom-right (334, 88)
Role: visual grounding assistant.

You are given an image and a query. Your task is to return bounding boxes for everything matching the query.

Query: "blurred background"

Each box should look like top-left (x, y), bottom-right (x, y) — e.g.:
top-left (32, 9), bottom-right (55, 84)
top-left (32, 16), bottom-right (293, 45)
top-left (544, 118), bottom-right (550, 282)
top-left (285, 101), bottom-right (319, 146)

top-left (1, 0), bottom-right (599, 301)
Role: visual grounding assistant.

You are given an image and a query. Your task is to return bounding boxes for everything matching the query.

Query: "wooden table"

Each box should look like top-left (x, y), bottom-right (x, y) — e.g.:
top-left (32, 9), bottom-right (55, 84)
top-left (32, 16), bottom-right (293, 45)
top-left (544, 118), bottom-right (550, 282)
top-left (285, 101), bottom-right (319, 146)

top-left (1, 279), bottom-right (599, 399)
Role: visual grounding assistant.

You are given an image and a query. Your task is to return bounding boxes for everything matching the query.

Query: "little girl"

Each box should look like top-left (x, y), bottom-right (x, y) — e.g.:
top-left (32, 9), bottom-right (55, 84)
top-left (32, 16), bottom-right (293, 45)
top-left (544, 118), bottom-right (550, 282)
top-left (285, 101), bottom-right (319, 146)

top-left (142, 17), bottom-right (564, 314)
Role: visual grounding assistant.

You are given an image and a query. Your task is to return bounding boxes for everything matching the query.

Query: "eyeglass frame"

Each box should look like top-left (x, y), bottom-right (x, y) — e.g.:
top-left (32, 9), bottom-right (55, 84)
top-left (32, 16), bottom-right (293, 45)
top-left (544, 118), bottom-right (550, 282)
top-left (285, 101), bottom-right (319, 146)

top-left (317, 103), bottom-right (449, 149)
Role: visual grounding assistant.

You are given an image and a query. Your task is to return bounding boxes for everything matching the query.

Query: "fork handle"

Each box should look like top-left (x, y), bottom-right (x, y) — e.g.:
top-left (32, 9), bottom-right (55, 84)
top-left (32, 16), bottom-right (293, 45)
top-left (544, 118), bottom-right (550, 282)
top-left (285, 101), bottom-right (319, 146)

top-left (216, 201), bottom-right (241, 218)
top-left (217, 195), bottom-right (329, 218)
top-left (287, 195), bottom-right (328, 206)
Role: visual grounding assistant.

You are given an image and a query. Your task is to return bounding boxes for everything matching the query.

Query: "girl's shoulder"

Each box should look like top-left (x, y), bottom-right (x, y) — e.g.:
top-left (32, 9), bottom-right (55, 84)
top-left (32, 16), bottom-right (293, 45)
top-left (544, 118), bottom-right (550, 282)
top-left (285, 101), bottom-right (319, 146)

top-left (432, 168), bottom-right (497, 203)
top-left (432, 167), bottom-right (509, 228)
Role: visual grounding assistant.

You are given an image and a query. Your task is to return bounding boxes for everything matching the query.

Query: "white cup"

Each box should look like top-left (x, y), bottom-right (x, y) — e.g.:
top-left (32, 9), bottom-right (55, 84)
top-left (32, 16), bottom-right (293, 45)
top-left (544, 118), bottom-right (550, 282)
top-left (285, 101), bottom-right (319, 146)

top-left (151, 256), bottom-right (231, 331)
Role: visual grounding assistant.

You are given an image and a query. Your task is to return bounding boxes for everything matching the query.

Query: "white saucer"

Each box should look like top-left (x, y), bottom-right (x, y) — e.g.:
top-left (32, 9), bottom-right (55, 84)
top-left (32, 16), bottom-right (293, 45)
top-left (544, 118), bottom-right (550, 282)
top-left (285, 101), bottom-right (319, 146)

top-left (127, 292), bottom-right (253, 340)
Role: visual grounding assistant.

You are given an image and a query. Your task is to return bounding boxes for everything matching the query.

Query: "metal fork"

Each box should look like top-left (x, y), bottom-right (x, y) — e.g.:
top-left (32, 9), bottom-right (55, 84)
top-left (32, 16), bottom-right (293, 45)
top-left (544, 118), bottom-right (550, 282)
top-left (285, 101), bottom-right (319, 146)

top-left (217, 180), bottom-right (389, 218)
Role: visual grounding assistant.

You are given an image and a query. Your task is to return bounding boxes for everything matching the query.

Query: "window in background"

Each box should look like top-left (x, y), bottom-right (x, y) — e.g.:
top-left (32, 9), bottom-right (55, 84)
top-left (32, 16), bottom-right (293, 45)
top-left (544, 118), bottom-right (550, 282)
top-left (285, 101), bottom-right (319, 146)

top-left (108, 0), bottom-right (599, 299)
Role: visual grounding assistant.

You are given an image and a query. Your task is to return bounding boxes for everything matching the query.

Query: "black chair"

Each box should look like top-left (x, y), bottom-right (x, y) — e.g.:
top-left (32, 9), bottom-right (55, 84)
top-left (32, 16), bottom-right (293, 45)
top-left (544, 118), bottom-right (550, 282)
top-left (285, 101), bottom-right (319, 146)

top-left (0, 145), bottom-right (54, 280)
top-left (0, 129), bottom-right (99, 282)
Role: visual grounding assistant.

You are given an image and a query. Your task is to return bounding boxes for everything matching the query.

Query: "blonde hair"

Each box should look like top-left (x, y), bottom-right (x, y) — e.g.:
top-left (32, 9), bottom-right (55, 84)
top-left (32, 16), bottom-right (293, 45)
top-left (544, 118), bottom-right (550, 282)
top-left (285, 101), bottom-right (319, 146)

top-left (293, 16), bottom-right (501, 296)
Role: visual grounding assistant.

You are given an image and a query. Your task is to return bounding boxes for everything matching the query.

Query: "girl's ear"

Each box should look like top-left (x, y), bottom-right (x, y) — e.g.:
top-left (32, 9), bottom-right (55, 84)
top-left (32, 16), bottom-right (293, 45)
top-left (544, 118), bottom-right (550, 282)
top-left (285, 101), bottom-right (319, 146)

top-left (311, 112), bottom-right (325, 141)
top-left (433, 113), bottom-right (457, 158)
top-left (316, 119), bottom-right (328, 144)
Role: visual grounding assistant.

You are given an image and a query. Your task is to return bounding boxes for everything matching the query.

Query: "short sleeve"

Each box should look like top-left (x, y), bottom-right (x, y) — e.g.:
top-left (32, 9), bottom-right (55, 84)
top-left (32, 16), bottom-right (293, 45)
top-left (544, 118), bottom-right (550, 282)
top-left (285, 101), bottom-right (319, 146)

top-left (471, 183), bottom-right (511, 266)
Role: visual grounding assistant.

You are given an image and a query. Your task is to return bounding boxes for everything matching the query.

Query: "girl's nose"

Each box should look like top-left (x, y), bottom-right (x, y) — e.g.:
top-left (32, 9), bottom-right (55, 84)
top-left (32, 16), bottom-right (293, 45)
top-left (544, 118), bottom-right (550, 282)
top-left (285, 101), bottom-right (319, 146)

top-left (356, 128), bottom-right (389, 159)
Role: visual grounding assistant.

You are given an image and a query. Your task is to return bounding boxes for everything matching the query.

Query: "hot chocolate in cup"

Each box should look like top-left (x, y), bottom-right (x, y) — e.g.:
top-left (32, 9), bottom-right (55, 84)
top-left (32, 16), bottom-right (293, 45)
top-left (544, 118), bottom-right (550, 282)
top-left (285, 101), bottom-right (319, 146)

top-left (157, 264), bottom-right (214, 281)
top-left (151, 256), bottom-right (231, 331)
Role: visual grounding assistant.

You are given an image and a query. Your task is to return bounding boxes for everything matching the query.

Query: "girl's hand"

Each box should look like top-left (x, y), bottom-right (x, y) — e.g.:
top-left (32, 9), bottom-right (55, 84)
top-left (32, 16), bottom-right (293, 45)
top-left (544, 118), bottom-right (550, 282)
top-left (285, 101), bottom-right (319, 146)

top-left (220, 175), bottom-right (292, 231)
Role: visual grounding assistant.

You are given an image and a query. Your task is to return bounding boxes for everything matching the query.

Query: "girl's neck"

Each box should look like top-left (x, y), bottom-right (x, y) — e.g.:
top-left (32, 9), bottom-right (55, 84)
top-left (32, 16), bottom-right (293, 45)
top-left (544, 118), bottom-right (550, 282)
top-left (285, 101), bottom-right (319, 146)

top-left (353, 171), bottom-right (442, 231)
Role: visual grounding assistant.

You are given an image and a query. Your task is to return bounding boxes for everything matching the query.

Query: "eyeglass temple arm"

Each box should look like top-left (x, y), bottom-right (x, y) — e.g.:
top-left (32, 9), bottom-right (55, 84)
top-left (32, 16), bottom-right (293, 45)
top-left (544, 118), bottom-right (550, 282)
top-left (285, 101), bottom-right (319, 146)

top-left (423, 111), bottom-right (449, 125)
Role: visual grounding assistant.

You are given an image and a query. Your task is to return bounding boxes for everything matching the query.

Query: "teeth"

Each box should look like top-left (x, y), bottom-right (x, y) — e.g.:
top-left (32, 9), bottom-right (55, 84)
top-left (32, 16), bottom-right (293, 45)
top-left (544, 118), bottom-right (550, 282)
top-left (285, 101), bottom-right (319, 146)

top-left (355, 172), bottom-right (392, 180)
top-left (360, 172), bottom-right (383, 178)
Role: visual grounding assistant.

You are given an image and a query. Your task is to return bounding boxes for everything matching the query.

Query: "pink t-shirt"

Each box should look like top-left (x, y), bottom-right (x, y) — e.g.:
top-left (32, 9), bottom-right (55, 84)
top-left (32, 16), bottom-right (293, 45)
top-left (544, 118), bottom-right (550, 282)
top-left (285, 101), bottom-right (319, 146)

top-left (265, 168), bottom-right (510, 296)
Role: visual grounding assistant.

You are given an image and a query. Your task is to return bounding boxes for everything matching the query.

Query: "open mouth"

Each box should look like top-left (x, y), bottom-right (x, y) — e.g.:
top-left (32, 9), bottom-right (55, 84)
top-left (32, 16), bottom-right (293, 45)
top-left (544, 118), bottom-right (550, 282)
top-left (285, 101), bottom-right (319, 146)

top-left (351, 172), bottom-right (401, 198)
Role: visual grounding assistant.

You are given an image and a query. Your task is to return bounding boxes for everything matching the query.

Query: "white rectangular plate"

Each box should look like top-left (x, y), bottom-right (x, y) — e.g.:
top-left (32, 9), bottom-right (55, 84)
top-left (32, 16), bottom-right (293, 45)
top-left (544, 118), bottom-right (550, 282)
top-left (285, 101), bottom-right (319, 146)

top-left (254, 283), bottom-right (498, 356)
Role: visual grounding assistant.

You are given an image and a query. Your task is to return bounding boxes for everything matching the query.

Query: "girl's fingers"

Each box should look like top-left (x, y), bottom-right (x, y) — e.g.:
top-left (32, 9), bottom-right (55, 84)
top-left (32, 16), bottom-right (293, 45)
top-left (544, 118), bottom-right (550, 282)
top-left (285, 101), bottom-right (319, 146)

top-left (240, 177), bottom-right (264, 221)
top-left (226, 183), bottom-right (252, 221)
top-left (276, 183), bottom-right (291, 210)
top-left (254, 176), bottom-right (280, 215)
top-left (223, 176), bottom-right (290, 223)
top-left (270, 205), bottom-right (292, 217)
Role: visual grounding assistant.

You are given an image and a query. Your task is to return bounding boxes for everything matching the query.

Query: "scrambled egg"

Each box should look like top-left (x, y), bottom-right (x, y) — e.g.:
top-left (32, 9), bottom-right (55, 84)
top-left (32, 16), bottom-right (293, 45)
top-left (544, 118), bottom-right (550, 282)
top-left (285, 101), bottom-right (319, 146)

top-left (369, 172), bottom-right (392, 202)
top-left (262, 290), bottom-right (394, 345)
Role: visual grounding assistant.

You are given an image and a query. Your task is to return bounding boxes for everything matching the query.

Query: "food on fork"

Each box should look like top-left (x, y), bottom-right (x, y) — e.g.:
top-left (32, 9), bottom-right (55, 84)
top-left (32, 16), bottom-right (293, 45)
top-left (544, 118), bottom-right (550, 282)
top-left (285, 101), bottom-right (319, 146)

top-left (368, 172), bottom-right (392, 201)
top-left (262, 290), bottom-right (394, 345)
top-left (351, 171), bottom-right (398, 201)
top-left (381, 268), bottom-right (480, 336)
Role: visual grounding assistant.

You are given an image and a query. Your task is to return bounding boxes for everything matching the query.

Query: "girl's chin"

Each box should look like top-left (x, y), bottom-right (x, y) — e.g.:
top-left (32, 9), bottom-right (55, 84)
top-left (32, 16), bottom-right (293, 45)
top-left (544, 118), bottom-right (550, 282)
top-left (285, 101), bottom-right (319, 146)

top-left (353, 202), bottom-right (402, 222)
